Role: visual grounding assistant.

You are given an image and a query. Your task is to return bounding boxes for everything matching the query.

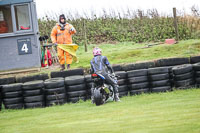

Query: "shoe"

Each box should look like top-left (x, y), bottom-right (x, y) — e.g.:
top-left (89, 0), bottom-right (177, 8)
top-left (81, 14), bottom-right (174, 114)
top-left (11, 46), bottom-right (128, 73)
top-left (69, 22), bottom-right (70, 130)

top-left (114, 93), bottom-right (121, 102)
top-left (91, 96), bottom-right (94, 104)
top-left (67, 64), bottom-right (70, 69)
top-left (60, 64), bottom-right (65, 71)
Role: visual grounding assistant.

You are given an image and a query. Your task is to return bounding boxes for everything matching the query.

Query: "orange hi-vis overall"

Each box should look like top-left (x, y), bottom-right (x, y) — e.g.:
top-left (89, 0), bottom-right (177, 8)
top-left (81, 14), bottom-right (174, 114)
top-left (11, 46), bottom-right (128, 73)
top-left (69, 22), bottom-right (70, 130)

top-left (51, 23), bottom-right (76, 65)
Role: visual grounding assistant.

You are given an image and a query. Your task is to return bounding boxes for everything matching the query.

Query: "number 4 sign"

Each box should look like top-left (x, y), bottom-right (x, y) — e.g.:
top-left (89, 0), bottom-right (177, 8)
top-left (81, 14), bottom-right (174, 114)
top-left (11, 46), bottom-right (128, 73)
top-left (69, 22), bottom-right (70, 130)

top-left (17, 38), bottom-right (32, 55)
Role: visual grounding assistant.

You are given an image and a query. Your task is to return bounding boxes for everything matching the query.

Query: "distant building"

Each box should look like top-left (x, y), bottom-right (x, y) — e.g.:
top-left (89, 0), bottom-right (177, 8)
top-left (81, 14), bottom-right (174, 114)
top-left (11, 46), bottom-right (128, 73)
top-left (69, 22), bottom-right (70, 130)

top-left (0, 0), bottom-right (41, 72)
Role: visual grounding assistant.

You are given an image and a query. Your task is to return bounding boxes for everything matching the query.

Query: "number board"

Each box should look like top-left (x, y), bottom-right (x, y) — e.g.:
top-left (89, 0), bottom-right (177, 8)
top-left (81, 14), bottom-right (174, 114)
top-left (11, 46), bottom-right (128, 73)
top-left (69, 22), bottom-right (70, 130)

top-left (17, 38), bottom-right (32, 55)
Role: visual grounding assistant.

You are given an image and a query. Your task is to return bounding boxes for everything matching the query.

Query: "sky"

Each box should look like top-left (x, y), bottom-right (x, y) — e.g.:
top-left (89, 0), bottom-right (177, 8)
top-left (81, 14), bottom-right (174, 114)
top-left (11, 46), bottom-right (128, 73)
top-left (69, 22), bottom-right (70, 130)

top-left (35, 0), bottom-right (200, 18)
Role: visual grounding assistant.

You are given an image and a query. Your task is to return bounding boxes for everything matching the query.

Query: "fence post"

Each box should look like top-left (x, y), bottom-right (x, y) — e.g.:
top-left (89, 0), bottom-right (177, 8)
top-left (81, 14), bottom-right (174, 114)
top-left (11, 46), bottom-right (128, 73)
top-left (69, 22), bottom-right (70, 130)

top-left (173, 7), bottom-right (179, 41)
top-left (83, 19), bottom-right (88, 52)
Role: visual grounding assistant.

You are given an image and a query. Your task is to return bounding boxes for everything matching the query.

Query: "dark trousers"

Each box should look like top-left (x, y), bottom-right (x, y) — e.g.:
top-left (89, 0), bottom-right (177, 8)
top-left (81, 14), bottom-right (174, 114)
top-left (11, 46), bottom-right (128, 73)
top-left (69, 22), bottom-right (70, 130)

top-left (91, 72), bottom-right (119, 96)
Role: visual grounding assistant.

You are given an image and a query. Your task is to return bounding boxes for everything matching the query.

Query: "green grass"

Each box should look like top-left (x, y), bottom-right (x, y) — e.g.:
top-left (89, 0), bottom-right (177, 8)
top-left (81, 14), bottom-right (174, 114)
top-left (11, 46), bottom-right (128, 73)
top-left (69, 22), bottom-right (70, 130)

top-left (71, 39), bottom-right (200, 68)
top-left (0, 89), bottom-right (200, 133)
top-left (11, 39), bottom-right (196, 76)
top-left (38, 39), bottom-right (200, 74)
top-left (2, 39), bottom-right (199, 76)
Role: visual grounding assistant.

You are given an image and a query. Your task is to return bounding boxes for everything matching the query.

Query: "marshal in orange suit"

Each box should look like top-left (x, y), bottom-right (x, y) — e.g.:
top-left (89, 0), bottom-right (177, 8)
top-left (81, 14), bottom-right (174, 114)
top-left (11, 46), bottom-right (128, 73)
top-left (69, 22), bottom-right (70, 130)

top-left (51, 14), bottom-right (76, 71)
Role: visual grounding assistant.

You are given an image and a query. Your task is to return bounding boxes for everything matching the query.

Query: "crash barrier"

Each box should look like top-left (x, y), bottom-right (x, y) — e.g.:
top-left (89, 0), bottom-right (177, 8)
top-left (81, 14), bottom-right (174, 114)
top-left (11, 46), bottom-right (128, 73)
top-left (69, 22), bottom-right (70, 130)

top-left (0, 55), bottom-right (200, 110)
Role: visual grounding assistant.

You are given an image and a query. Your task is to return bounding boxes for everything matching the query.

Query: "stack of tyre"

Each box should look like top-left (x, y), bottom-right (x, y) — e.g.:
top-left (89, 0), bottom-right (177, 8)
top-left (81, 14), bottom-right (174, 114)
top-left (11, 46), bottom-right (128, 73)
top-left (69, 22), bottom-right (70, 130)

top-left (193, 63), bottom-right (200, 87)
top-left (0, 86), bottom-right (2, 110)
top-left (51, 68), bottom-right (84, 78)
top-left (44, 78), bottom-right (66, 106)
top-left (0, 76), bottom-right (16, 86)
top-left (16, 74), bottom-right (49, 83)
top-left (128, 69), bottom-right (149, 95)
top-left (148, 67), bottom-right (171, 92)
top-left (115, 71), bottom-right (129, 97)
top-left (168, 66), bottom-right (174, 87)
top-left (172, 64), bottom-right (194, 89)
top-left (1, 83), bottom-right (23, 109)
top-left (84, 75), bottom-right (93, 100)
top-left (22, 80), bottom-right (45, 109)
top-left (65, 75), bottom-right (87, 103)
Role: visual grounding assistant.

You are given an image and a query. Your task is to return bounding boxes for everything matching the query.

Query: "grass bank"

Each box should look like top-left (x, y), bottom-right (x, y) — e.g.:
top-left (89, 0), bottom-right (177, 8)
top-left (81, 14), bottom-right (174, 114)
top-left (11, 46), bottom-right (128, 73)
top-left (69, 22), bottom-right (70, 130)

top-left (71, 39), bottom-right (200, 68)
top-left (0, 89), bottom-right (200, 133)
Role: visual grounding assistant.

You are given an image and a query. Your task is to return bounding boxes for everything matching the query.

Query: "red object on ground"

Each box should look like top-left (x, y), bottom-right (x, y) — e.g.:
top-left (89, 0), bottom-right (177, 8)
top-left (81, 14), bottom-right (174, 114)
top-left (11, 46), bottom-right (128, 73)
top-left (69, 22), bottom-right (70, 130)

top-left (165, 39), bottom-right (176, 44)
top-left (41, 50), bottom-right (52, 67)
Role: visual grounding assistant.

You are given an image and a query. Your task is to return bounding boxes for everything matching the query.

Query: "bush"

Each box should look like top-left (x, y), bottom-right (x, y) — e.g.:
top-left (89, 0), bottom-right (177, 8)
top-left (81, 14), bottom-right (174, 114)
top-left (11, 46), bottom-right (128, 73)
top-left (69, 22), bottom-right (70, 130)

top-left (38, 8), bottom-right (200, 44)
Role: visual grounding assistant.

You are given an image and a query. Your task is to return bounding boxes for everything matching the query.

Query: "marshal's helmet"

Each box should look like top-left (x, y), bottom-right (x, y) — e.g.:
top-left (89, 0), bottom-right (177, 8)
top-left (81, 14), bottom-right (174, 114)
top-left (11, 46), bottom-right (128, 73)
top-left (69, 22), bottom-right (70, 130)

top-left (93, 47), bottom-right (102, 56)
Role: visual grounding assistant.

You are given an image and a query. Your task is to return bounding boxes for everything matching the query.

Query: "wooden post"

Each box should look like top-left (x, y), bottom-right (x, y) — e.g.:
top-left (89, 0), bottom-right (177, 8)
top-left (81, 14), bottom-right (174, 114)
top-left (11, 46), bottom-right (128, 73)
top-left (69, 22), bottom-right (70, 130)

top-left (173, 8), bottom-right (179, 41)
top-left (83, 19), bottom-right (88, 52)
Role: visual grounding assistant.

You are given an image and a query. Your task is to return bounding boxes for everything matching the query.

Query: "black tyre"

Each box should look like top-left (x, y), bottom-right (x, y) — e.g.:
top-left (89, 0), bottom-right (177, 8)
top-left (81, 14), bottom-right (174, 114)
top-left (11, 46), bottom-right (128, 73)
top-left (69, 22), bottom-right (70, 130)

top-left (127, 69), bottom-right (147, 78)
top-left (115, 71), bottom-right (127, 79)
top-left (46, 93), bottom-right (66, 101)
top-left (195, 71), bottom-right (200, 77)
top-left (149, 73), bottom-right (169, 81)
top-left (128, 76), bottom-right (148, 84)
top-left (151, 86), bottom-right (171, 92)
top-left (172, 64), bottom-right (193, 75)
top-left (86, 82), bottom-right (93, 89)
top-left (118, 85), bottom-right (129, 92)
top-left (190, 55), bottom-right (200, 64)
top-left (24, 95), bottom-right (44, 103)
top-left (121, 63), bottom-right (135, 71)
top-left (156, 57), bottom-right (189, 67)
top-left (41, 74), bottom-right (49, 81)
top-left (67, 84), bottom-right (86, 92)
top-left (119, 91), bottom-right (128, 97)
top-left (16, 75), bottom-right (36, 83)
top-left (50, 68), bottom-right (84, 78)
top-left (195, 77), bottom-right (200, 84)
top-left (192, 63), bottom-right (200, 71)
top-left (50, 71), bottom-right (64, 78)
top-left (122, 61), bottom-right (155, 71)
top-left (16, 74), bottom-right (49, 83)
top-left (174, 78), bottom-right (195, 88)
top-left (46, 99), bottom-right (66, 106)
top-left (174, 71), bottom-right (194, 81)
top-left (0, 95), bottom-right (2, 111)
top-left (0, 77), bottom-right (15, 85)
top-left (118, 79), bottom-right (127, 85)
top-left (3, 97), bottom-right (23, 105)
top-left (129, 82), bottom-right (149, 90)
top-left (94, 89), bottom-right (103, 106)
top-left (24, 102), bottom-right (44, 109)
top-left (45, 87), bottom-right (65, 95)
top-left (3, 91), bottom-right (22, 98)
top-left (1, 83), bottom-right (22, 93)
top-left (65, 75), bottom-right (85, 86)
top-left (130, 88), bottom-right (149, 95)
top-left (68, 96), bottom-right (86, 103)
top-left (23, 89), bottom-right (43, 97)
top-left (44, 78), bottom-right (64, 89)
top-left (4, 103), bottom-right (23, 109)
top-left (133, 61), bottom-right (155, 69)
top-left (148, 67), bottom-right (169, 75)
top-left (23, 80), bottom-right (44, 90)
top-left (63, 68), bottom-right (84, 77)
top-left (150, 79), bottom-right (170, 87)
top-left (112, 64), bottom-right (122, 72)
top-left (67, 90), bottom-right (87, 98)
top-left (84, 75), bottom-right (92, 83)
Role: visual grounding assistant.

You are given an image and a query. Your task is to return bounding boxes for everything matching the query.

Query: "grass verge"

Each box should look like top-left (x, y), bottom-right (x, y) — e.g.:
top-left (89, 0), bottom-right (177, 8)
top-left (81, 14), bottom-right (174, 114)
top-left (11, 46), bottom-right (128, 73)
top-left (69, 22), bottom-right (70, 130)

top-left (0, 88), bottom-right (200, 133)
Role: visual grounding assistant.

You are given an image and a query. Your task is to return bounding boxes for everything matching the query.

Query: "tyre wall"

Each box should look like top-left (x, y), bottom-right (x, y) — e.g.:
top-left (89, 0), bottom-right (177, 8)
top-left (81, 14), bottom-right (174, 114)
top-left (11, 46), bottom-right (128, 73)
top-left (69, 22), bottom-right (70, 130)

top-left (1, 56), bottom-right (200, 110)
